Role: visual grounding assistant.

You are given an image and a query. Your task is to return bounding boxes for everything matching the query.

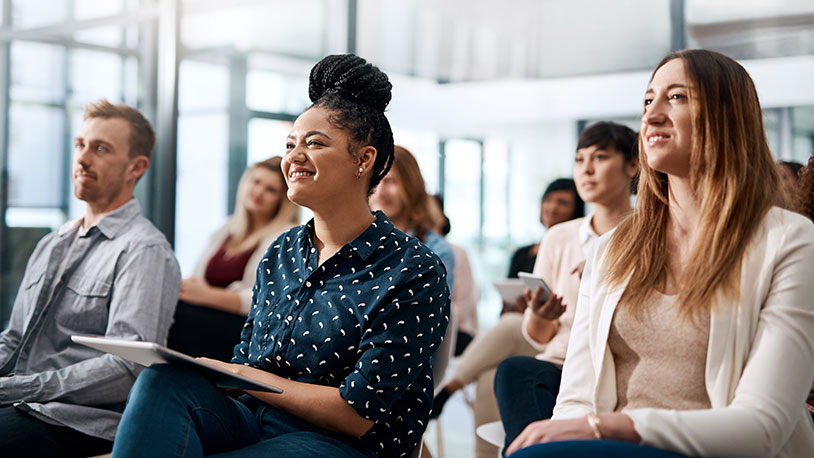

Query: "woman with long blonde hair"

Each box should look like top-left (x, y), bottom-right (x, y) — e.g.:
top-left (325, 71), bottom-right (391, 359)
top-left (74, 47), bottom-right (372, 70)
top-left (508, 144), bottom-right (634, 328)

top-left (168, 156), bottom-right (300, 361)
top-left (507, 49), bottom-right (814, 458)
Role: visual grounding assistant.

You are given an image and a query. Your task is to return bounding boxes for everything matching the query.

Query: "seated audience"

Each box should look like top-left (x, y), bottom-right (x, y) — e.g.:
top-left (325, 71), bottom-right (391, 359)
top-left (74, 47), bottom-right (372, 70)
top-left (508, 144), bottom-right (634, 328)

top-left (495, 122), bottom-right (638, 452)
top-left (112, 54), bottom-right (450, 458)
top-left (508, 179), bottom-right (584, 278)
top-left (433, 123), bottom-right (638, 458)
top-left (0, 100), bottom-right (180, 457)
top-left (168, 156), bottom-right (299, 361)
top-left (507, 49), bottom-right (814, 458)
top-left (504, 179), bottom-right (583, 314)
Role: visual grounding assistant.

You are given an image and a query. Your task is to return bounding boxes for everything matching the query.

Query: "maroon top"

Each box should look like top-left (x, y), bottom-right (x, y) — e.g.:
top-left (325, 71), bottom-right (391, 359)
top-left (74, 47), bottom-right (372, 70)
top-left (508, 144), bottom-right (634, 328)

top-left (204, 236), bottom-right (256, 288)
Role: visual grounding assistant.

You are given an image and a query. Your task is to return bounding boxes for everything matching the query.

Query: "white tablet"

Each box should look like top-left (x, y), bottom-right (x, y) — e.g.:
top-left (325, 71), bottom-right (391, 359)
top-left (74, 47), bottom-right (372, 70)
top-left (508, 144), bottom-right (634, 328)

top-left (71, 336), bottom-right (282, 393)
top-left (493, 278), bottom-right (526, 303)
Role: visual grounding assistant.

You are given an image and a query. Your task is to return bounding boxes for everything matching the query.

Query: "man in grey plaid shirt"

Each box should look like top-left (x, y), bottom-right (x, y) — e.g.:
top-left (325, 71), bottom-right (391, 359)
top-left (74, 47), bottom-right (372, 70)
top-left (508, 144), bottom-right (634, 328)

top-left (0, 99), bottom-right (181, 457)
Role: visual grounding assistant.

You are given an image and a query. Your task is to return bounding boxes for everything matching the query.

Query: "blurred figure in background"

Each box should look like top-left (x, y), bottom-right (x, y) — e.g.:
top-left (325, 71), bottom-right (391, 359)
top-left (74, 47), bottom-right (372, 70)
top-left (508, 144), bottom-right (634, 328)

top-left (777, 160), bottom-right (803, 197)
top-left (168, 156), bottom-right (300, 362)
top-left (433, 195), bottom-right (480, 356)
top-left (369, 145), bottom-right (456, 295)
top-left (504, 179), bottom-right (583, 314)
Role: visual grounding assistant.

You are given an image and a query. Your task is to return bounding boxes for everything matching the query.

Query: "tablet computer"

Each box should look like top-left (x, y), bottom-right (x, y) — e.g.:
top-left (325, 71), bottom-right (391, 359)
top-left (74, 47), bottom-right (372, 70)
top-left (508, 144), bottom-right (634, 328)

top-left (517, 272), bottom-right (553, 303)
top-left (71, 335), bottom-right (282, 393)
top-left (493, 279), bottom-right (526, 303)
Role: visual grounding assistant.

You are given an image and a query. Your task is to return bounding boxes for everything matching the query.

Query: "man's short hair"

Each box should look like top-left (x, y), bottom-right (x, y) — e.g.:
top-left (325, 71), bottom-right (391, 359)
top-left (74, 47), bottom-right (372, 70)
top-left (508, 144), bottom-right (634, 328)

top-left (83, 99), bottom-right (156, 159)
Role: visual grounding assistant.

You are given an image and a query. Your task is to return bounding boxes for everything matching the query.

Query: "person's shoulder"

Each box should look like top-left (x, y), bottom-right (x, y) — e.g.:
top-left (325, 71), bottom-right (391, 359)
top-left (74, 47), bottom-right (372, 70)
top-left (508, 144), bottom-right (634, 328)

top-left (119, 215), bottom-right (172, 250)
top-left (544, 217), bottom-right (585, 243)
top-left (762, 206), bottom-right (814, 244)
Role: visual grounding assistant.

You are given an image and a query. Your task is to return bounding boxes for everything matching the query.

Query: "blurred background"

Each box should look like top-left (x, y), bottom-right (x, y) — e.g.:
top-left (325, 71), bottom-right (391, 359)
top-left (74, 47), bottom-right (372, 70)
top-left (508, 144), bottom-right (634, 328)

top-left (0, 1), bottom-right (812, 455)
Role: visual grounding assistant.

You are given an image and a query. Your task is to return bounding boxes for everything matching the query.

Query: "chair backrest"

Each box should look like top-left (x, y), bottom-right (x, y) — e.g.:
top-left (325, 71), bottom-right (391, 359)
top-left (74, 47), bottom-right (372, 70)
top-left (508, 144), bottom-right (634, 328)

top-left (432, 309), bottom-right (457, 394)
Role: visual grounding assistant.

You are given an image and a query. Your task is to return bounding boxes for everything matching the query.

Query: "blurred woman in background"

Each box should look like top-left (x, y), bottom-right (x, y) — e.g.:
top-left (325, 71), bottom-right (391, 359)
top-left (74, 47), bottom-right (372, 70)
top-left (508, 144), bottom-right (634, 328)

top-left (168, 156), bottom-right (299, 361)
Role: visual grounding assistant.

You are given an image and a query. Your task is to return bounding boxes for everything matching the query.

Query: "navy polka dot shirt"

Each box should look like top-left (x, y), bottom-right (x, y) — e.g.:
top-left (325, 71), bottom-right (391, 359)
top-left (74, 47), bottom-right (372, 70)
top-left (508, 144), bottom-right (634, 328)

top-left (232, 211), bottom-right (450, 457)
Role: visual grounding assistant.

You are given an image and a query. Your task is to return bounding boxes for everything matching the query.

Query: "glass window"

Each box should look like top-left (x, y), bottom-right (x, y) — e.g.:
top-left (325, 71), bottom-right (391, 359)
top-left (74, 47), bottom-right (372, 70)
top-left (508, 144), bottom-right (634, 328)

top-left (175, 113), bottom-right (229, 276)
top-left (74, 25), bottom-right (125, 47)
top-left (10, 42), bottom-right (66, 103)
top-left (74, 0), bottom-right (125, 20)
top-left (482, 138), bottom-right (509, 241)
top-left (6, 103), bottom-right (66, 208)
top-left (11, 0), bottom-right (68, 29)
top-left (181, 0), bottom-right (325, 57)
top-left (70, 49), bottom-right (123, 103)
top-left (444, 139), bottom-right (482, 242)
top-left (246, 70), bottom-right (309, 115)
top-left (792, 106), bottom-right (814, 163)
top-left (179, 60), bottom-right (229, 112)
top-left (393, 129), bottom-right (441, 194)
top-left (247, 118), bottom-right (292, 165)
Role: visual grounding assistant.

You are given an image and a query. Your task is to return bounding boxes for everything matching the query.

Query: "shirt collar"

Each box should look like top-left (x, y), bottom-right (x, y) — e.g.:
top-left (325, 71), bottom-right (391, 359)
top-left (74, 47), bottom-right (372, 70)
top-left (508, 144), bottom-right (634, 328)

top-left (300, 211), bottom-right (394, 262)
top-left (578, 213), bottom-right (599, 257)
top-left (58, 199), bottom-right (142, 239)
top-left (346, 210), bottom-right (394, 260)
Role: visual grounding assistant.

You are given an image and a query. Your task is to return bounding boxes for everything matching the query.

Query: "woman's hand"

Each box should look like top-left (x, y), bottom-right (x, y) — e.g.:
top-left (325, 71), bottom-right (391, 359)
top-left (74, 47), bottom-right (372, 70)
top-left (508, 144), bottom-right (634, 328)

top-left (505, 413), bottom-right (640, 456)
top-left (506, 417), bottom-right (596, 455)
top-left (180, 277), bottom-right (213, 304)
top-left (525, 288), bottom-right (566, 321)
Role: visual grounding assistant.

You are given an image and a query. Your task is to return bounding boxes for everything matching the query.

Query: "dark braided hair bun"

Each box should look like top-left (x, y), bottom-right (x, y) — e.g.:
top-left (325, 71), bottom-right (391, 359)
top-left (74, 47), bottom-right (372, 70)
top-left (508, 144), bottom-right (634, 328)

top-left (307, 54), bottom-right (395, 193)
top-left (309, 54), bottom-right (392, 113)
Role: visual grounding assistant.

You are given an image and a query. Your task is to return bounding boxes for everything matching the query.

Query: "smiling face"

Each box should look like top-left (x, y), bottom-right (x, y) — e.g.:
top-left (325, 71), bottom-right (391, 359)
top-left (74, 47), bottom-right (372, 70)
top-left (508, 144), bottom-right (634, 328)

top-left (242, 166), bottom-right (285, 222)
top-left (641, 58), bottom-right (694, 178)
top-left (282, 107), bottom-right (364, 210)
top-left (72, 116), bottom-right (146, 212)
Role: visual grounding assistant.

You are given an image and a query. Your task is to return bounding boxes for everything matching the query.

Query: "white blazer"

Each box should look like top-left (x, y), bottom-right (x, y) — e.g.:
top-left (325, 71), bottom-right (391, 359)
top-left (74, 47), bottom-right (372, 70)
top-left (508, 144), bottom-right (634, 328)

top-left (553, 207), bottom-right (814, 458)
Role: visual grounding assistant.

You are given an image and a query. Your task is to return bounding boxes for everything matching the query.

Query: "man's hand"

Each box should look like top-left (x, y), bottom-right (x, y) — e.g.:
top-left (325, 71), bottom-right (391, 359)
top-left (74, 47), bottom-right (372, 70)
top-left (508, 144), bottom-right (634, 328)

top-left (179, 277), bottom-right (213, 304)
top-left (525, 287), bottom-right (566, 321)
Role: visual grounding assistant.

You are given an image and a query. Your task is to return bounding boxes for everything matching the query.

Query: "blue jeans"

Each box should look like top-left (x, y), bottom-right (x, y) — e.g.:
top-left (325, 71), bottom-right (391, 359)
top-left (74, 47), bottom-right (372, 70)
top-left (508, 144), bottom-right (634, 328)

top-left (112, 364), bottom-right (370, 458)
top-left (507, 440), bottom-right (689, 457)
top-left (494, 356), bottom-right (562, 452)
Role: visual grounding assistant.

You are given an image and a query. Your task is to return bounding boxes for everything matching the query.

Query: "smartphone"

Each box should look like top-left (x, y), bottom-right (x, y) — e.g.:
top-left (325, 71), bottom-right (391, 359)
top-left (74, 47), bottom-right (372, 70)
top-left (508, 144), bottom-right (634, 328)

top-left (517, 272), bottom-right (553, 303)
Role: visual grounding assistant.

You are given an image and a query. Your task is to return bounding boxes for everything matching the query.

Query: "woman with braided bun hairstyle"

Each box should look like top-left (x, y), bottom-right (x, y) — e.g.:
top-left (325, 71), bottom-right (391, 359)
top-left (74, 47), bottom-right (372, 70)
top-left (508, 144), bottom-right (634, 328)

top-left (112, 54), bottom-right (450, 458)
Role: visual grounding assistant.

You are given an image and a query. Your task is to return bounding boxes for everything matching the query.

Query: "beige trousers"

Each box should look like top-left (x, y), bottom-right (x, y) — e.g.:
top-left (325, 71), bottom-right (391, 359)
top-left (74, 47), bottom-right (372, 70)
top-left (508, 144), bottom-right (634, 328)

top-left (453, 312), bottom-right (539, 458)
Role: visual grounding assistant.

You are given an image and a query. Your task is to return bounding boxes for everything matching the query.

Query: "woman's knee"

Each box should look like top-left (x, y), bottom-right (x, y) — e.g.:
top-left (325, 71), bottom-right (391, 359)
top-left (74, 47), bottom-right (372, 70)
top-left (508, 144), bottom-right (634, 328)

top-left (495, 355), bottom-right (539, 389)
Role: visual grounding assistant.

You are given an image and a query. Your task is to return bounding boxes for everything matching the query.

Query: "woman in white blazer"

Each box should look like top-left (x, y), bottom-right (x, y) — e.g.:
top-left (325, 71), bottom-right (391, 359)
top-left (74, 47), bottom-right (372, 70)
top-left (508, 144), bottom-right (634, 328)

top-left (506, 49), bottom-right (814, 458)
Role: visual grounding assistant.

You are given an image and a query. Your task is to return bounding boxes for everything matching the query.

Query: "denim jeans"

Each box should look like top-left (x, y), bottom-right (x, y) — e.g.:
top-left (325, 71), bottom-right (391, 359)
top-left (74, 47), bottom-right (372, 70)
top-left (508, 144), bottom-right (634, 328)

top-left (494, 356), bottom-right (562, 452)
top-left (507, 440), bottom-right (689, 458)
top-left (112, 364), bottom-right (369, 458)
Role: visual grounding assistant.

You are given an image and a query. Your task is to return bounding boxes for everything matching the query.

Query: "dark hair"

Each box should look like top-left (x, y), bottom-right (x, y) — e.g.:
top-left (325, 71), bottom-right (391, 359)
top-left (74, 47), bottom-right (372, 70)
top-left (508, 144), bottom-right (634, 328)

top-left (577, 121), bottom-right (637, 163)
top-left (778, 160), bottom-right (803, 183)
top-left (578, 121), bottom-right (638, 193)
top-left (307, 54), bottom-right (395, 193)
top-left (542, 178), bottom-right (584, 219)
top-left (83, 98), bottom-right (155, 159)
top-left (798, 155), bottom-right (814, 222)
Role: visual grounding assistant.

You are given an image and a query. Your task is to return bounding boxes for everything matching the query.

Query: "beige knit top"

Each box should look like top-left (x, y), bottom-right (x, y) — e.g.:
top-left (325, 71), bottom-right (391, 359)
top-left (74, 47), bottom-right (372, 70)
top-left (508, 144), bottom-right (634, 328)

top-left (608, 292), bottom-right (711, 411)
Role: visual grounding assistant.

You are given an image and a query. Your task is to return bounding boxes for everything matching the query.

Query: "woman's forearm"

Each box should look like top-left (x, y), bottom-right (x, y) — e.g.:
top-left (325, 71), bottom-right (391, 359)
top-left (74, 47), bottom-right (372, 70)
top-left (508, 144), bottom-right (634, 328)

top-left (235, 364), bottom-right (374, 438)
